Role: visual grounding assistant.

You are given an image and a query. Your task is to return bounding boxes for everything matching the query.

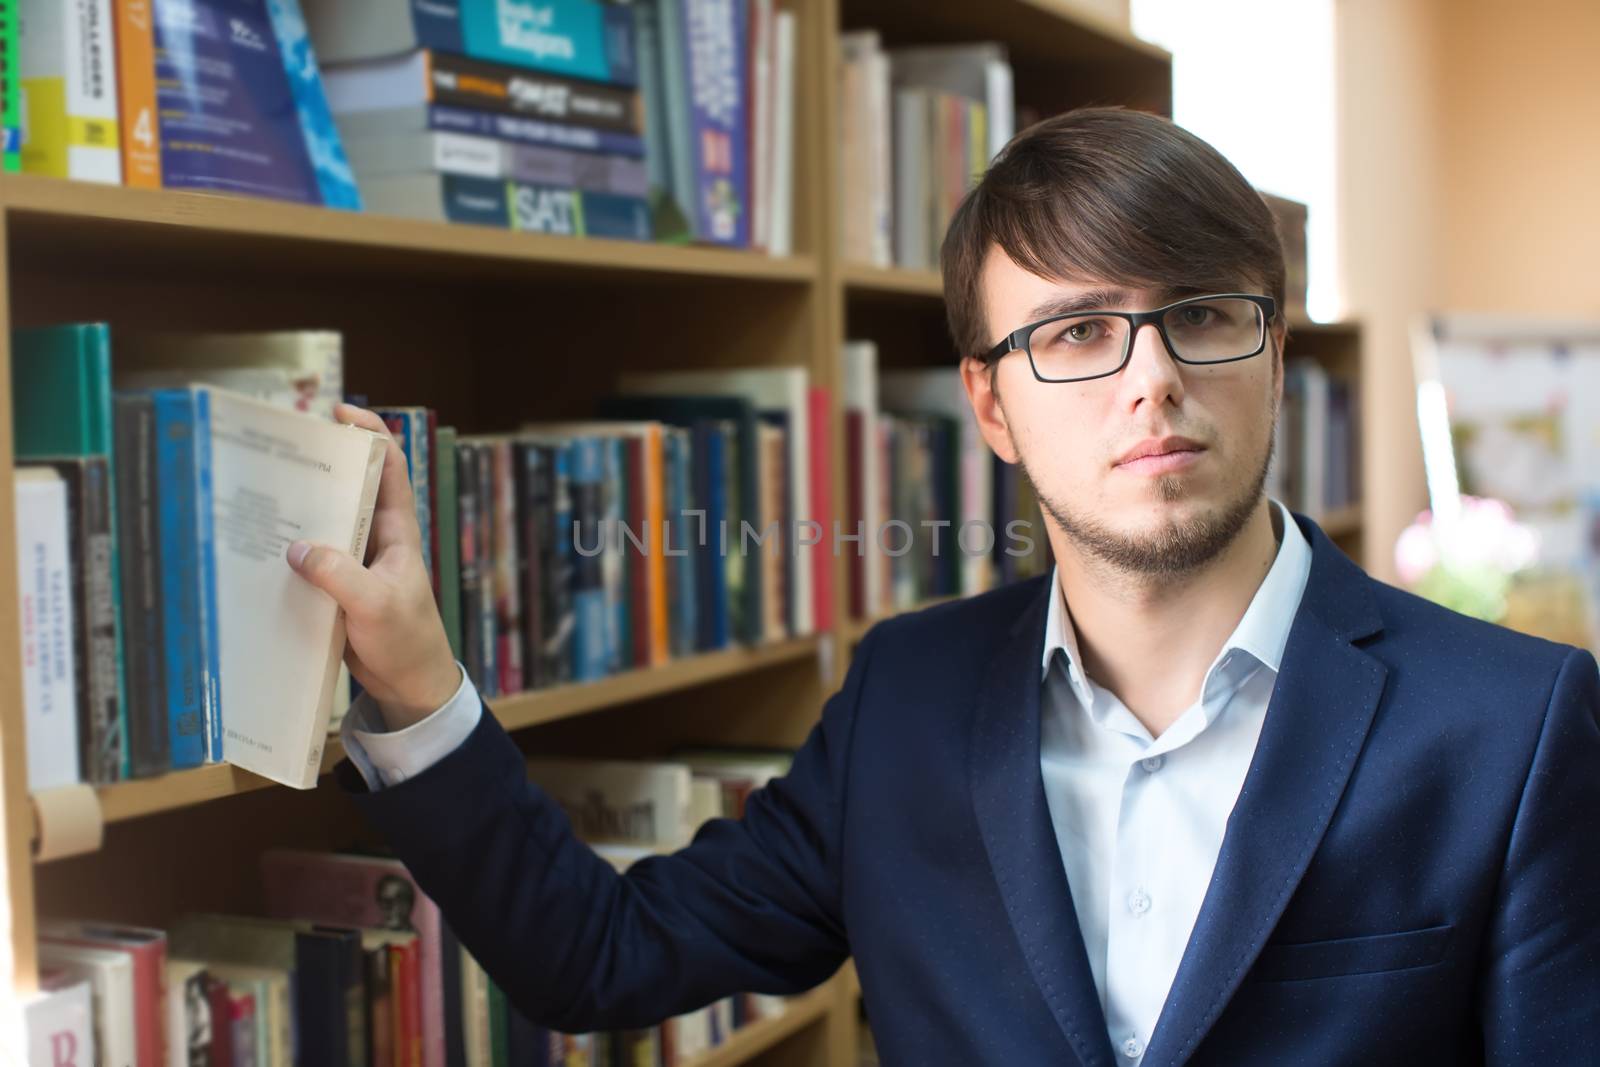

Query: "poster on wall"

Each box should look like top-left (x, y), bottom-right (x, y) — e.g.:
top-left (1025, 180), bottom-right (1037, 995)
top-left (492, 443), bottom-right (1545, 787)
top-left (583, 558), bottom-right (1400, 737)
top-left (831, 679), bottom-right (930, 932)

top-left (1411, 313), bottom-right (1600, 649)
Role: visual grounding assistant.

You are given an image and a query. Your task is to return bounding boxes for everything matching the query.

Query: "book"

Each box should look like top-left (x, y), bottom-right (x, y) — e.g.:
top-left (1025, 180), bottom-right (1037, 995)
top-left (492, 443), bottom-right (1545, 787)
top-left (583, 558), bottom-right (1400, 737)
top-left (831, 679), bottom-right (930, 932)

top-left (436, 426), bottom-right (463, 662)
top-left (19, 0), bottom-right (121, 183)
top-left (207, 962), bottom-right (293, 1067)
top-left (0, 2), bottom-right (18, 170)
top-left (113, 331), bottom-right (345, 421)
top-left (359, 172), bottom-right (653, 240)
top-left (39, 920), bottom-right (169, 1067)
top-left (14, 467), bottom-right (79, 791)
top-left (25, 457), bottom-right (122, 785)
top-left (115, 0), bottom-right (161, 187)
top-left (38, 941), bottom-right (138, 1067)
top-left (322, 49), bottom-right (641, 134)
top-left (524, 757), bottom-right (695, 848)
top-left (333, 102), bottom-right (647, 158)
top-left (152, 0), bottom-right (356, 207)
top-left (206, 387), bottom-right (385, 788)
top-left (768, 9), bottom-right (797, 257)
top-left (111, 394), bottom-right (171, 778)
top-left (678, 0), bottom-right (750, 245)
top-left (303, 0), bottom-right (638, 86)
top-left (342, 129), bottom-right (650, 197)
top-left (25, 971), bottom-right (95, 1067)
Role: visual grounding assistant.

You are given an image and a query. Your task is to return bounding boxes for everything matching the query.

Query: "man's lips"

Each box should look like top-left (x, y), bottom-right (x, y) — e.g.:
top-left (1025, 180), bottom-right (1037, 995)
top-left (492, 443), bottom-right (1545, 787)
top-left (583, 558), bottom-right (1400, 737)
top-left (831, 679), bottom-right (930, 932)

top-left (1114, 436), bottom-right (1206, 475)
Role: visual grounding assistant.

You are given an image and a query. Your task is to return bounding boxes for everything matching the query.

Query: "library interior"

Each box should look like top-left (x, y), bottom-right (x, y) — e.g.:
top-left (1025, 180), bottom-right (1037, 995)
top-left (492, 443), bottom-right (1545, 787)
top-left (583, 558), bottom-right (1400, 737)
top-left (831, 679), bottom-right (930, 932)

top-left (7, 0), bottom-right (1600, 1064)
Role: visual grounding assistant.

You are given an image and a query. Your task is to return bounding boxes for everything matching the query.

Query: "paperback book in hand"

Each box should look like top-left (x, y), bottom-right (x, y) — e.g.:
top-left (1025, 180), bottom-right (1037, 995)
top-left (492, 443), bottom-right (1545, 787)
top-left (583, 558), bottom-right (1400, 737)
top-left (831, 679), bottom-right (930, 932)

top-left (207, 387), bottom-right (385, 788)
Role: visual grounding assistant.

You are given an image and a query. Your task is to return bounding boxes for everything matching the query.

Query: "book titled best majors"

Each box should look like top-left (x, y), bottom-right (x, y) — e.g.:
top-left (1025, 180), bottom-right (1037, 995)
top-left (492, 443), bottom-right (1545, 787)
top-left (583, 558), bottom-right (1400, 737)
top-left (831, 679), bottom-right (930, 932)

top-left (209, 388), bottom-right (386, 788)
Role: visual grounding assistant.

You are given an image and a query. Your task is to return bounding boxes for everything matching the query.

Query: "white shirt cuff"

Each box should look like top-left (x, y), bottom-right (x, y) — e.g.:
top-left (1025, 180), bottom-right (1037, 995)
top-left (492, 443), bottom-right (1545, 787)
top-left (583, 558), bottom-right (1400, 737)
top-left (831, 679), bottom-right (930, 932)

top-left (339, 662), bottom-right (483, 790)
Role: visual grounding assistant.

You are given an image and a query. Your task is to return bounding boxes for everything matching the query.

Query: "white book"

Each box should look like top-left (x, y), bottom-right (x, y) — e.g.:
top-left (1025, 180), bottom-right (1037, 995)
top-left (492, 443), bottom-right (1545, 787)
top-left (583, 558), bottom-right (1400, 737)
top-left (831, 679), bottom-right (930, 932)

top-left (19, 0), bottom-right (122, 183)
top-left (880, 369), bottom-right (995, 595)
top-left (1296, 360), bottom-right (1331, 520)
top-left (617, 367), bottom-right (814, 636)
top-left (164, 959), bottom-right (209, 1067)
top-left (526, 757), bottom-right (694, 849)
top-left (842, 341), bottom-right (884, 617)
top-left (205, 386), bottom-right (386, 788)
top-left (113, 332), bottom-right (345, 422)
top-left (14, 468), bottom-right (78, 792)
top-left (892, 89), bottom-right (932, 270)
top-left (838, 31), bottom-right (881, 266)
top-left (767, 11), bottom-right (798, 257)
top-left (866, 48), bottom-right (893, 267)
top-left (38, 943), bottom-right (137, 1067)
top-left (25, 975), bottom-right (95, 1067)
top-left (748, 0), bottom-right (775, 252)
top-left (889, 43), bottom-right (1014, 163)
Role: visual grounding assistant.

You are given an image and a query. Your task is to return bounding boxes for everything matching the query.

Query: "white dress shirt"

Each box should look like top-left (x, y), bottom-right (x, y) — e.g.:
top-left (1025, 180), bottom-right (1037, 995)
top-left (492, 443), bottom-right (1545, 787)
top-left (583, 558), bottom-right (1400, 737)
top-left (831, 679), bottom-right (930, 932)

top-left (340, 661), bottom-right (483, 790)
top-left (1039, 498), bottom-right (1311, 1063)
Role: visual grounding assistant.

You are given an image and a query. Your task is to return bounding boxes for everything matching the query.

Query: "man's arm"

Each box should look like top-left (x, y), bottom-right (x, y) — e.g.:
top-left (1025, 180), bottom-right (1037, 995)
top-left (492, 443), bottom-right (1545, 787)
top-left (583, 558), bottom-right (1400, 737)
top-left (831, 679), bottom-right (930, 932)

top-left (1478, 646), bottom-right (1600, 1059)
top-left (332, 629), bottom-right (876, 1034)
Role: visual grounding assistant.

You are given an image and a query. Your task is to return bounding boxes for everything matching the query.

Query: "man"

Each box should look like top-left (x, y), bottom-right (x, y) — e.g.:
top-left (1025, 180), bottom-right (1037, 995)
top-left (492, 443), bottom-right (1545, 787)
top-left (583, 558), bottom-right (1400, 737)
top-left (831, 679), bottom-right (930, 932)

top-left (289, 108), bottom-right (1600, 1064)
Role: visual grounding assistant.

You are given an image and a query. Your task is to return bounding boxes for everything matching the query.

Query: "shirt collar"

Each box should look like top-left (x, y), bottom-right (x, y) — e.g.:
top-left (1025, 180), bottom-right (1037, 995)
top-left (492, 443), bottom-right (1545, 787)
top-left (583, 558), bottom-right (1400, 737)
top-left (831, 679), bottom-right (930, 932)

top-left (1040, 498), bottom-right (1313, 695)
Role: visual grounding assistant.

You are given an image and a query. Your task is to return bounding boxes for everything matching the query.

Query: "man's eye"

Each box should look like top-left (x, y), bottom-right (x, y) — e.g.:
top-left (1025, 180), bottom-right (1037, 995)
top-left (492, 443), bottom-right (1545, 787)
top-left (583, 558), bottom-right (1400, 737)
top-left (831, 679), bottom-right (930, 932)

top-left (1180, 307), bottom-right (1215, 326)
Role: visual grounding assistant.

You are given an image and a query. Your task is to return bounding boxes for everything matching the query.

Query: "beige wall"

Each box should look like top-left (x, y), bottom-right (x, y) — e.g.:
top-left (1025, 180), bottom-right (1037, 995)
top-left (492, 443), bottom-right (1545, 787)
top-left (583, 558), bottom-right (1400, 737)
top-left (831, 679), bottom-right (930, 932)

top-left (1337, 0), bottom-right (1600, 583)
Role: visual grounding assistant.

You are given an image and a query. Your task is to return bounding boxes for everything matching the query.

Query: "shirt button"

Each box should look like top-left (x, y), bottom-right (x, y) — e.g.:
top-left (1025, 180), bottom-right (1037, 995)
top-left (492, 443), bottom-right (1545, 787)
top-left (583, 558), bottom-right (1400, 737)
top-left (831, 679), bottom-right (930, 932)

top-left (1121, 1036), bottom-right (1145, 1059)
top-left (1141, 755), bottom-right (1165, 773)
top-left (1127, 889), bottom-right (1152, 916)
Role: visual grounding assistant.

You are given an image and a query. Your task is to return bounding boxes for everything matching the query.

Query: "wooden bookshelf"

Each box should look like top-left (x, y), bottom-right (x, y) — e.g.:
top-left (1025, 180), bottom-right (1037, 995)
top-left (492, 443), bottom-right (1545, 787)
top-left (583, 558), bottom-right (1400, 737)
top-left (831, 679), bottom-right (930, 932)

top-left (0, 2), bottom-right (1199, 1065)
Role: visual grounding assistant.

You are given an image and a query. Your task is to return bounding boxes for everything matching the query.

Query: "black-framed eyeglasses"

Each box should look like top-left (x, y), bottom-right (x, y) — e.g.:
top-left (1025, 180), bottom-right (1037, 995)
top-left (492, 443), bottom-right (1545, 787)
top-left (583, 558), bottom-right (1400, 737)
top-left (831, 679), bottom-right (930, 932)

top-left (984, 293), bottom-right (1278, 383)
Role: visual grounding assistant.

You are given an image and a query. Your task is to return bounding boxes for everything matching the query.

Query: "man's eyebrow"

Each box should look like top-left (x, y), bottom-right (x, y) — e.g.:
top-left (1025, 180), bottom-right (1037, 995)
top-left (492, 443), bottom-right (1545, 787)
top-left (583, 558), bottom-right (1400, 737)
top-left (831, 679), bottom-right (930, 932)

top-left (1023, 285), bottom-right (1203, 321)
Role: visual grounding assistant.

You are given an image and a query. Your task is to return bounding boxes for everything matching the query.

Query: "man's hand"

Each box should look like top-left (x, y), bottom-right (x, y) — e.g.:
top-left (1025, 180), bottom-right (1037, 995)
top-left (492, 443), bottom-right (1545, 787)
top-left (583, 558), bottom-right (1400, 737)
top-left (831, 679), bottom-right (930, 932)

top-left (286, 403), bottom-right (461, 732)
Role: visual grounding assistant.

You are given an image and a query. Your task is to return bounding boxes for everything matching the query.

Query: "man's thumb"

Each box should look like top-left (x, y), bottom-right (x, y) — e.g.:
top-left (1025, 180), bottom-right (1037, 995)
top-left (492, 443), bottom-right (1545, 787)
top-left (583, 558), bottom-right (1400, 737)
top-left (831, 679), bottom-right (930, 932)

top-left (287, 540), bottom-right (368, 610)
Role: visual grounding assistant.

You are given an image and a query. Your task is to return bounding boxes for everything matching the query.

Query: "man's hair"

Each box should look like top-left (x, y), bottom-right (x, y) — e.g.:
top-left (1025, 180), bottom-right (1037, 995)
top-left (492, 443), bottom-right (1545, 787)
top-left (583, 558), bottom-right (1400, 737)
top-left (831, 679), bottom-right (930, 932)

top-left (941, 107), bottom-right (1287, 360)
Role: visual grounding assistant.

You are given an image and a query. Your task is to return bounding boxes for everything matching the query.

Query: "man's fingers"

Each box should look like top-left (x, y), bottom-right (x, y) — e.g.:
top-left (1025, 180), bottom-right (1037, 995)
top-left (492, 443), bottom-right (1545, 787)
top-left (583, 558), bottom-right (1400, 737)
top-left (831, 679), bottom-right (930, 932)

top-left (335, 403), bottom-right (422, 552)
top-left (287, 540), bottom-right (378, 615)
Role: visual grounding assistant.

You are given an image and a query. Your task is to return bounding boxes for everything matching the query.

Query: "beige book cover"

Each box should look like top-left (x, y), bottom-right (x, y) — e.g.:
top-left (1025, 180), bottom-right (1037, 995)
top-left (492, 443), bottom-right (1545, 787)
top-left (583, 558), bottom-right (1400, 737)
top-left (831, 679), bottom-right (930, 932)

top-left (205, 386), bottom-right (385, 788)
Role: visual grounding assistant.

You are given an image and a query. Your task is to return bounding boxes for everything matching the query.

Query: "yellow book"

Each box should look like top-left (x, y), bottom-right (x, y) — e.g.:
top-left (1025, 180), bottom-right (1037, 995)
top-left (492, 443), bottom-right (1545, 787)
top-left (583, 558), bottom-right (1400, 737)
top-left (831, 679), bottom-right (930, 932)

top-left (19, 0), bottom-right (121, 182)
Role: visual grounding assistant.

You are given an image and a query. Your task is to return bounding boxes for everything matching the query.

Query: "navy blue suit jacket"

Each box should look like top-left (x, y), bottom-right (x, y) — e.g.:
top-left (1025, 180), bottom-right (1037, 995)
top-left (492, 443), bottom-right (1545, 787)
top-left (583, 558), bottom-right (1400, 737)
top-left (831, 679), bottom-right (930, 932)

top-left (334, 512), bottom-right (1600, 1064)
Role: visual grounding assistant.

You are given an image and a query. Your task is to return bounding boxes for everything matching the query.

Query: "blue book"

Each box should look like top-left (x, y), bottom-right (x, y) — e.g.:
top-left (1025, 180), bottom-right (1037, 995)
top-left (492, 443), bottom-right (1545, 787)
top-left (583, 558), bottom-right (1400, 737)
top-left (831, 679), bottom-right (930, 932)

top-left (148, 389), bottom-right (209, 769)
top-left (506, 181), bottom-right (653, 241)
top-left (265, 0), bottom-right (363, 209)
top-left (666, 429), bottom-right (698, 658)
top-left (677, 0), bottom-right (749, 246)
top-left (694, 420), bottom-right (730, 650)
top-left (305, 0), bottom-right (638, 86)
top-left (191, 388), bottom-right (223, 762)
top-left (569, 437), bottom-right (608, 681)
top-left (602, 436), bottom-right (625, 674)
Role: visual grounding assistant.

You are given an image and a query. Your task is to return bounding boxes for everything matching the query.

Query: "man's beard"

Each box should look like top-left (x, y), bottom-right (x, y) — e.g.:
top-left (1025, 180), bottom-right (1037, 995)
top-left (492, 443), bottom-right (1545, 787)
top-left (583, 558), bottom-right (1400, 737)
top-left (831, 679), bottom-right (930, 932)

top-left (1020, 426), bottom-right (1275, 579)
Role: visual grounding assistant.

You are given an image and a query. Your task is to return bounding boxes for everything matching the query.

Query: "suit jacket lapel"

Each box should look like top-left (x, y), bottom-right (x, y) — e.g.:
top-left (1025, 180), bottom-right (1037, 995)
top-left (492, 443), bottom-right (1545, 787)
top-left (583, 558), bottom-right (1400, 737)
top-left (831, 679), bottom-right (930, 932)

top-left (1141, 516), bottom-right (1390, 1067)
top-left (970, 575), bottom-right (1118, 1067)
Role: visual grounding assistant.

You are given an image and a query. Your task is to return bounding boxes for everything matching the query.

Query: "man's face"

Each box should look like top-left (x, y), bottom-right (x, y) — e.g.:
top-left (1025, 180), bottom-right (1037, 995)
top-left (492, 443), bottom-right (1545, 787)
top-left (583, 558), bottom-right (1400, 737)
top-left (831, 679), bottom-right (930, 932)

top-left (964, 245), bottom-right (1283, 578)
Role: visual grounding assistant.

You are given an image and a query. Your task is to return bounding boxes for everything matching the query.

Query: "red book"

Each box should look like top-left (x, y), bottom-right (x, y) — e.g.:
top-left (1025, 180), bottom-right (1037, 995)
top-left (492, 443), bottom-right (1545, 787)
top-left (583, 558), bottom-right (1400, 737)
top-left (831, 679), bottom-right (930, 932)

top-left (40, 920), bottom-right (168, 1067)
top-left (845, 409), bottom-right (865, 620)
top-left (206, 972), bottom-right (234, 1067)
top-left (807, 387), bottom-right (835, 633)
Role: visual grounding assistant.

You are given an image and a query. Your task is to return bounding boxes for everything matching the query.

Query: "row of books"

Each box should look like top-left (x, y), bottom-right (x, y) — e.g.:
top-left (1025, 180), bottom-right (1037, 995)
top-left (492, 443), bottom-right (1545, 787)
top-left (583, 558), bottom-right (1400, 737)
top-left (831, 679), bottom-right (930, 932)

top-left (7, 0), bottom-right (797, 252)
top-left (1269, 358), bottom-right (1362, 521)
top-left (322, 0), bottom-right (797, 251)
top-left (837, 35), bottom-right (1015, 271)
top-left (10, 324), bottom-right (837, 792)
top-left (11, 326), bottom-right (374, 793)
top-left (26, 758), bottom-right (796, 1067)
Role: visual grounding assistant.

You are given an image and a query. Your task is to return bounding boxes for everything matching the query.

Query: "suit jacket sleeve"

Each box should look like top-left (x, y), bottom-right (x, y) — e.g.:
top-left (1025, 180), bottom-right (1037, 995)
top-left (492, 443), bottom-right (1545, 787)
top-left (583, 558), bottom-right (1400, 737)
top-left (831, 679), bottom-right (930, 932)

top-left (331, 628), bottom-right (880, 1033)
top-left (1478, 646), bottom-right (1600, 1059)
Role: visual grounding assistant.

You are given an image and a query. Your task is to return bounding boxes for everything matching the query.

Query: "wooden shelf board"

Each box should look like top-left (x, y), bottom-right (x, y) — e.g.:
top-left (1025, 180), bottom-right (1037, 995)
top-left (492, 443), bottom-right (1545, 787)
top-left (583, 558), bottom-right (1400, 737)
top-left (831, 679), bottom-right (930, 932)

top-left (691, 981), bottom-right (834, 1067)
top-left (842, 263), bottom-right (943, 301)
top-left (0, 174), bottom-right (817, 287)
top-left (79, 638), bottom-right (821, 835)
top-left (842, 0), bottom-right (1167, 66)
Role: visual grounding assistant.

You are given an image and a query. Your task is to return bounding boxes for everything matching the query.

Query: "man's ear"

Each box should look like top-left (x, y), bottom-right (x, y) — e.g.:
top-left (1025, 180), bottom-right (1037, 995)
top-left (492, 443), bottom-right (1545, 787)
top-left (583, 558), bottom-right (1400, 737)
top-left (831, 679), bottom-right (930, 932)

top-left (960, 354), bottom-right (1020, 463)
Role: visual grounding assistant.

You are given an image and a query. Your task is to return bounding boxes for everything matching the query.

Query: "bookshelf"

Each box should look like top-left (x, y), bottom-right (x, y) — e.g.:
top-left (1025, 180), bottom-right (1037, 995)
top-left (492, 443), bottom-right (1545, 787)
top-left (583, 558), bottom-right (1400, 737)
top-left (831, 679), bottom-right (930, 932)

top-left (0, 2), bottom-right (1355, 1065)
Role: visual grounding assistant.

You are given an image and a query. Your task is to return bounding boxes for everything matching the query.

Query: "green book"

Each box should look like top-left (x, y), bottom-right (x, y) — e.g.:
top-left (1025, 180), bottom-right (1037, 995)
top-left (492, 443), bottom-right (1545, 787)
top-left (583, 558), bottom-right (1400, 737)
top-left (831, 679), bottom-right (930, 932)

top-left (12, 323), bottom-right (129, 779)
top-left (0, 2), bottom-right (16, 172)
top-left (435, 426), bottom-right (462, 661)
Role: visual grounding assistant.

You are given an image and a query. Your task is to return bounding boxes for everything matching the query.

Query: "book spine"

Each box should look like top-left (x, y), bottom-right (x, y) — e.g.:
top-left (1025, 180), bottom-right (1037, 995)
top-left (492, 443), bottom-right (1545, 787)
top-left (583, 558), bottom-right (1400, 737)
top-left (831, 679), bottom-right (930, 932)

top-left (428, 50), bottom-right (641, 135)
top-left (475, 443), bottom-right (497, 697)
top-left (150, 391), bottom-right (205, 770)
top-left (20, 0), bottom-right (121, 181)
top-left (426, 104), bottom-right (647, 158)
top-left (491, 440), bottom-right (522, 694)
top-left (544, 443), bottom-right (574, 684)
top-left (115, 0), bottom-right (161, 186)
top-left (427, 409), bottom-right (440, 598)
top-left (601, 437), bottom-right (624, 673)
top-left (431, 173), bottom-right (513, 227)
top-left (570, 437), bottom-right (607, 681)
top-left (456, 443), bottom-right (483, 691)
top-left (15, 474), bottom-right (79, 790)
top-left (513, 442), bottom-right (543, 692)
top-left (645, 429), bottom-right (667, 664)
top-left (505, 181), bottom-right (652, 241)
top-left (679, 0), bottom-right (749, 246)
top-left (264, 0), bottom-right (363, 209)
top-left (503, 143), bottom-right (649, 198)
top-left (623, 436), bottom-right (647, 668)
top-left (190, 388), bottom-right (223, 763)
top-left (434, 0), bottom-right (638, 87)
top-left (411, 410), bottom-right (433, 581)
top-left (0, 0), bottom-right (16, 170)
top-left (113, 395), bottom-right (169, 777)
